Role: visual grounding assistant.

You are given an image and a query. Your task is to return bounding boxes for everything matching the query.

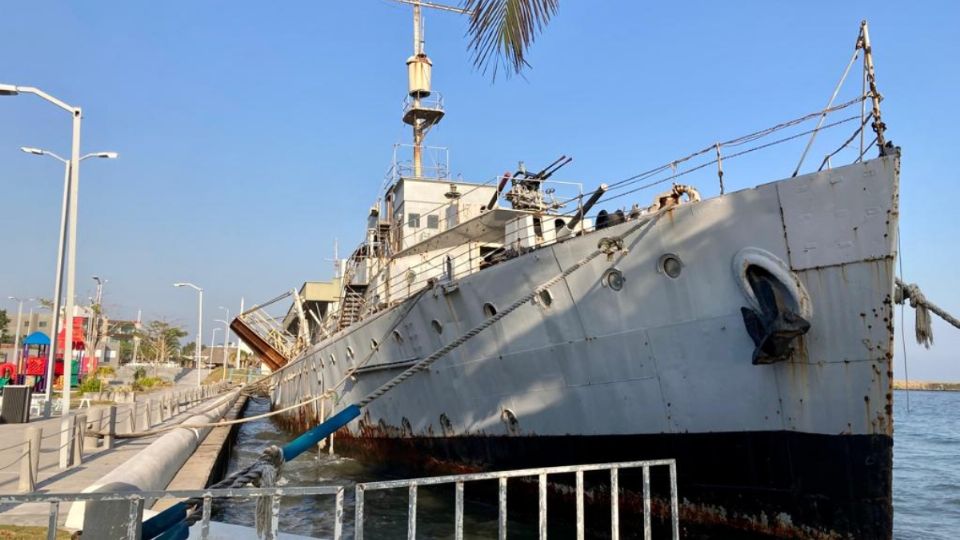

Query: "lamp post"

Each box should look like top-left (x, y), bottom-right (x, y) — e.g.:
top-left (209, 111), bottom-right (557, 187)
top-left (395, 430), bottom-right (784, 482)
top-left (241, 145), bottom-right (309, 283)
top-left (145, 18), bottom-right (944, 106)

top-left (7, 296), bottom-right (33, 373)
top-left (218, 305), bottom-right (230, 377)
top-left (2, 83), bottom-right (82, 418)
top-left (209, 327), bottom-right (221, 374)
top-left (174, 282), bottom-right (203, 387)
top-left (19, 146), bottom-right (117, 415)
top-left (236, 297), bottom-right (244, 369)
top-left (214, 318), bottom-right (229, 380)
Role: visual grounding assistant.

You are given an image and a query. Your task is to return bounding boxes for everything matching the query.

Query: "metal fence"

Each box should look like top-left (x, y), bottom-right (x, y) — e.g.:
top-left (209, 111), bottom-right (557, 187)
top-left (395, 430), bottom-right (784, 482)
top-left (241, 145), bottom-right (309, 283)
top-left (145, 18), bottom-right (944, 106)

top-left (0, 484), bottom-right (344, 540)
top-left (355, 459), bottom-right (679, 540)
top-left (0, 458), bottom-right (678, 539)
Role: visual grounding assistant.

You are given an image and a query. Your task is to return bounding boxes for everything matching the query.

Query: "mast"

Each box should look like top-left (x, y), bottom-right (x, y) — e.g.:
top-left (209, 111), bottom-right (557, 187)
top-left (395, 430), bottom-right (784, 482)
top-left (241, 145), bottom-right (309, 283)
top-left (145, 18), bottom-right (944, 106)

top-left (395, 0), bottom-right (470, 178)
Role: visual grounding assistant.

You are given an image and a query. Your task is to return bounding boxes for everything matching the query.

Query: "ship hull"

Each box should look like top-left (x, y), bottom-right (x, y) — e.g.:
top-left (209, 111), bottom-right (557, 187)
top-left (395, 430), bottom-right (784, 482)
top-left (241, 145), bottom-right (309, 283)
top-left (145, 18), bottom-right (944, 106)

top-left (272, 156), bottom-right (900, 538)
top-left (334, 430), bottom-right (892, 539)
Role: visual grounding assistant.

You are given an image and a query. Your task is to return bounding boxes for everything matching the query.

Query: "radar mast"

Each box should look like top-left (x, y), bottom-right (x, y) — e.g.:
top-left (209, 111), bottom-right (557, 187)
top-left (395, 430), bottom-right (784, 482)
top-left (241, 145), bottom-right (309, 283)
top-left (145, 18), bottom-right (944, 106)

top-left (393, 0), bottom-right (471, 177)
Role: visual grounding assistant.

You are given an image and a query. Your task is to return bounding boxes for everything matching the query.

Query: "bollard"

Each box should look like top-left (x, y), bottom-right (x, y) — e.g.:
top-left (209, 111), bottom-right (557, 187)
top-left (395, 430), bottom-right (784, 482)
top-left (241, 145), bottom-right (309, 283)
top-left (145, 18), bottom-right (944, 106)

top-left (129, 402), bottom-right (138, 433)
top-left (97, 408), bottom-right (107, 447)
top-left (84, 410), bottom-right (101, 450)
top-left (147, 399), bottom-right (156, 427)
top-left (18, 427), bottom-right (41, 492)
top-left (74, 414), bottom-right (86, 465)
top-left (59, 415), bottom-right (75, 469)
top-left (105, 406), bottom-right (117, 450)
top-left (142, 401), bottom-right (151, 429)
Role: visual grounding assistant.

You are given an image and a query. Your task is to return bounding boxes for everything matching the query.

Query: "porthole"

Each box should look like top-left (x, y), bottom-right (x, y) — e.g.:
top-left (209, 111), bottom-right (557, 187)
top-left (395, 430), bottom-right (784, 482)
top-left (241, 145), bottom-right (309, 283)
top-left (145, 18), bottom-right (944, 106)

top-left (538, 289), bottom-right (554, 307)
top-left (602, 268), bottom-right (625, 291)
top-left (658, 253), bottom-right (683, 279)
top-left (431, 319), bottom-right (443, 334)
top-left (483, 302), bottom-right (498, 317)
top-left (346, 346), bottom-right (355, 360)
top-left (370, 338), bottom-right (379, 351)
top-left (392, 330), bottom-right (404, 344)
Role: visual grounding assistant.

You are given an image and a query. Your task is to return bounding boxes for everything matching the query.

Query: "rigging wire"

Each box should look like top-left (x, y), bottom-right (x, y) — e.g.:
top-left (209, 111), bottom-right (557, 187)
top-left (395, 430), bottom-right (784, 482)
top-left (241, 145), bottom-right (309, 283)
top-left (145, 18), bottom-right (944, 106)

top-left (898, 231), bottom-right (910, 413)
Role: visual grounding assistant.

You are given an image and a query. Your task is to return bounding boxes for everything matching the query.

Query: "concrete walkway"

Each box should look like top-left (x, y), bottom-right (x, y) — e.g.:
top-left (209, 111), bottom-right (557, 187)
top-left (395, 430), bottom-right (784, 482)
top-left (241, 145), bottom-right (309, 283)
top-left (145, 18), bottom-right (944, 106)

top-left (0, 386), bottom-right (225, 527)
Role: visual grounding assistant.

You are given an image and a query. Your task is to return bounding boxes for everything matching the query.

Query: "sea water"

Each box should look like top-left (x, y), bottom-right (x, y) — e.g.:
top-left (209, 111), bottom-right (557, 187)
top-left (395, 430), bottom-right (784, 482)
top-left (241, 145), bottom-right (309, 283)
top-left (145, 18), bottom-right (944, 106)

top-left (216, 391), bottom-right (960, 538)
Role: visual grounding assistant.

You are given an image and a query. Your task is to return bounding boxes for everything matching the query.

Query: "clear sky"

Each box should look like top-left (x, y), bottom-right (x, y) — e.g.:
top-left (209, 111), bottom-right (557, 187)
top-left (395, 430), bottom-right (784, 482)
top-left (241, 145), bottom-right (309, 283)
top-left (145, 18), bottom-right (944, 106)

top-left (1, 1), bottom-right (958, 379)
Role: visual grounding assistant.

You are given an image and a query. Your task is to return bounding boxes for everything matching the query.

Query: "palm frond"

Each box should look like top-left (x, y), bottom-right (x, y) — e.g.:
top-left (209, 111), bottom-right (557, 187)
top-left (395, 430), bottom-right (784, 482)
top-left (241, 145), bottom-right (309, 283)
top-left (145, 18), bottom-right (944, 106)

top-left (463, 0), bottom-right (559, 79)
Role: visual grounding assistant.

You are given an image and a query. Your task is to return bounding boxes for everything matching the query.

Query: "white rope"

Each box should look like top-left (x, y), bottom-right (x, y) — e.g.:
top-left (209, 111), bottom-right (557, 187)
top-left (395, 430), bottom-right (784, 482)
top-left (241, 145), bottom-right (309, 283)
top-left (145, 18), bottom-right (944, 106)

top-left (895, 278), bottom-right (960, 349)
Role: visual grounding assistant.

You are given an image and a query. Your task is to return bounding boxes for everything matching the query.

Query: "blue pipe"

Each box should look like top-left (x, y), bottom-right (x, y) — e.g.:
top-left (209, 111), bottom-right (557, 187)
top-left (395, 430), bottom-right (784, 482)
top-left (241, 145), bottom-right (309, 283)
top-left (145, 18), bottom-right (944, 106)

top-left (282, 404), bottom-right (361, 461)
top-left (142, 404), bottom-right (362, 538)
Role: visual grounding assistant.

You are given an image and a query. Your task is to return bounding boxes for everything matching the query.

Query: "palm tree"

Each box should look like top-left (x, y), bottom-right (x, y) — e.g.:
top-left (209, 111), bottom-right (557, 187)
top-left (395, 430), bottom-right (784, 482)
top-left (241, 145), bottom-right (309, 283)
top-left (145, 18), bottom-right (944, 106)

top-left (463, 0), bottom-right (559, 78)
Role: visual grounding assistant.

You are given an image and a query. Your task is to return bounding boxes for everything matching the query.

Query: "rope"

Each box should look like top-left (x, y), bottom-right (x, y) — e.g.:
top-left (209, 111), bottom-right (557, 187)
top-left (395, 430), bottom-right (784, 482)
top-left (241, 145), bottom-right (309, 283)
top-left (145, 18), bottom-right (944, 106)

top-left (894, 278), bottom-right (960, 348)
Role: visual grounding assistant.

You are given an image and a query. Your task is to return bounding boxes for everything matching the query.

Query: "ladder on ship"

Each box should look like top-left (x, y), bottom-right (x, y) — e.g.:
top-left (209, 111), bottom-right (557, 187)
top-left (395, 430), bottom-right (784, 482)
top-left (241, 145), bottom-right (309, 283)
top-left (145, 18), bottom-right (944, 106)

top-left (337, 284), bottom-right (367, 331)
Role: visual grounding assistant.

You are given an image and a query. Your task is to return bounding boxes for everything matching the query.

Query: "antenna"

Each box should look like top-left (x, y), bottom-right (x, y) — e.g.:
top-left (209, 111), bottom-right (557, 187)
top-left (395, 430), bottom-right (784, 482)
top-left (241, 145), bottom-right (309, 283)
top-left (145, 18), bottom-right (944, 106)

top-left (390, 0), bottom-right (471, 178)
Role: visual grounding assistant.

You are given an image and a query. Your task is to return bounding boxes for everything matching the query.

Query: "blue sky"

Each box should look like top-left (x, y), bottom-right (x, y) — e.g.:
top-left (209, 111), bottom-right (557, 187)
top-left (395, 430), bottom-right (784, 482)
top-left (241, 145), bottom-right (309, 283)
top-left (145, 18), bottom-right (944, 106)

top-left (1, 1), bottom-right (958, 379)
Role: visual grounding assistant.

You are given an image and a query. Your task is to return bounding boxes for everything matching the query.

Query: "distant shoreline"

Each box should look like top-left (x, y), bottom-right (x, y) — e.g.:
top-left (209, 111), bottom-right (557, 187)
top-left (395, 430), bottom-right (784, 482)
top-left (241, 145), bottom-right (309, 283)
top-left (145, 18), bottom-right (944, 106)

top-left (893, 380), bottom-right (960, 392)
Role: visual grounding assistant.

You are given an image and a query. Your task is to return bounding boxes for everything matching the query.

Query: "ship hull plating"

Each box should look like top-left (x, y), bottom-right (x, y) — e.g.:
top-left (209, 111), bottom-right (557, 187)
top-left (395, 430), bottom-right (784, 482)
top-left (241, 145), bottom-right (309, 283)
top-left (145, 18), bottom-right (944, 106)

top-left (272, 156), bottom-right (900, 538)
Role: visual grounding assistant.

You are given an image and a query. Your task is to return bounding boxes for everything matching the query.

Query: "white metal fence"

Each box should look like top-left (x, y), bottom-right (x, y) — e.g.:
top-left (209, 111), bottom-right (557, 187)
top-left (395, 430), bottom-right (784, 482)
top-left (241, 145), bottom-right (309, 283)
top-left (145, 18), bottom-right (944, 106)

top-left (0, 458), bottom-right (678, 539)
top-left (355, 459), bottom-right (679, 540)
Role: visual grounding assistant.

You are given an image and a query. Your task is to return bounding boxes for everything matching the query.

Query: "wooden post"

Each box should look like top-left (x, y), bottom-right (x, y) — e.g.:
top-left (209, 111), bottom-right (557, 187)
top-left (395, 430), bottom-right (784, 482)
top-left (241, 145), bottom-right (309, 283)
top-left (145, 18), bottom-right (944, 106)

top-left (105, 405), bottom-right (117, 450)
top-left (59, 415), bottom-right (74, 469)
top-left (129, 402), bottom-right (139, 433)
top-left (143, 401), bottom-right (152, 429)
top-left (18, 427), bottom-right (41, 492)
top-left (147, 399), bottom-right (156, 427)
top-left (73, 414), bottom-right (86, 465)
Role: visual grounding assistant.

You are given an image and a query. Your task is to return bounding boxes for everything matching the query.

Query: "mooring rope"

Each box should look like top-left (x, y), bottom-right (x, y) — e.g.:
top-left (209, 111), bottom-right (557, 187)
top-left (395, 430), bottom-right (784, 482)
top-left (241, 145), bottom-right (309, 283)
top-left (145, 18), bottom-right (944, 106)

top-left (895, 278), bottom-right (960, 348)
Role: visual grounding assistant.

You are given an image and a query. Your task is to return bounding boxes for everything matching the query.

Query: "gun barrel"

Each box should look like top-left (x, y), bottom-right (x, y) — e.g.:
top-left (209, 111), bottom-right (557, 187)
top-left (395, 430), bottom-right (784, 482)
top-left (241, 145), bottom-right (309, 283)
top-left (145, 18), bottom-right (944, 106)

top-left (485, 172), bottom-right (513, 210)
top-left (566, 183), bottom-right (608, 231)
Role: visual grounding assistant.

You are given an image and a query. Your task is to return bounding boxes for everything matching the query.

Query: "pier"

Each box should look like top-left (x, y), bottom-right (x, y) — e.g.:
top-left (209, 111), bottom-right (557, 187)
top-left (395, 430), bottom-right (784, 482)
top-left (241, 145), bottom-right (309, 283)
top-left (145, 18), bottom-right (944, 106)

top-left (0, 372), bottom-right (238, 536)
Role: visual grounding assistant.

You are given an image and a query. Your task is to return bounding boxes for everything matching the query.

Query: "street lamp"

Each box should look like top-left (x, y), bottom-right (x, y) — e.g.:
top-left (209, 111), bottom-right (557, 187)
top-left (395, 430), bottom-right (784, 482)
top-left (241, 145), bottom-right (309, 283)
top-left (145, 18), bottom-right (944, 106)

top-left (174, 282), bottom-right (203, 387)
top-left (218, 306), bottom-right (231, 377)
top-left (19, 145), bottom-right (117, 414)
top-left (2, 83), bottom-right (84, 418)
top-left (7, 296), bottom-right (34, 374)
top-left (209, 328), bottom-right (221, 373)
top-left (214, 318), bottom-right (229, 380)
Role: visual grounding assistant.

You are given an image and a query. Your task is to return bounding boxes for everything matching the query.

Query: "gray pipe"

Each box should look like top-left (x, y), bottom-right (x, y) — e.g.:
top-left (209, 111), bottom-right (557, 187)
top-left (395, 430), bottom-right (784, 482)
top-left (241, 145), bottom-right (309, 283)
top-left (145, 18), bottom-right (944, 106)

top-left (66, 387), bottom-right (240, 537)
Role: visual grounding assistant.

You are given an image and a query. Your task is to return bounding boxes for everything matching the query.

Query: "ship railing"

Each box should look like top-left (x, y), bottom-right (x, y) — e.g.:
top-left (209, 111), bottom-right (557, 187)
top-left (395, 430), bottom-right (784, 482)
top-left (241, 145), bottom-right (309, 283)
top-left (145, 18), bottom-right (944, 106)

top-left (389, 143), bottom-right (450, 181)
top-left (354, 458), bottom-right (680, 540)
top-left (402, 93), bottom-right (444, 115)
top-left (0, 484), bottom-right (345, 540)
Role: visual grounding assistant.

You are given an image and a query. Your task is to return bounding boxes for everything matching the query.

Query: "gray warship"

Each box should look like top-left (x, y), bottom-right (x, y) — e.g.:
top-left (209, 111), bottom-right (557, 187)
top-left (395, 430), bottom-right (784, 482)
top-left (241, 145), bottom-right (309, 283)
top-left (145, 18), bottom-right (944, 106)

top-left (236, 11), bottom-right (900, 539)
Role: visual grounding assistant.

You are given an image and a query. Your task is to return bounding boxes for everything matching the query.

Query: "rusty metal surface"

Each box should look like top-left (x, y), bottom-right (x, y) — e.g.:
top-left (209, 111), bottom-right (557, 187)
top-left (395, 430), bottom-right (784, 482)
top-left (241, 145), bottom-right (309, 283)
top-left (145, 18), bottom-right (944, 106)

top-left (231, 317), bottom-right (287, 371)
top-left (778, 156), bottom-right (898, 271)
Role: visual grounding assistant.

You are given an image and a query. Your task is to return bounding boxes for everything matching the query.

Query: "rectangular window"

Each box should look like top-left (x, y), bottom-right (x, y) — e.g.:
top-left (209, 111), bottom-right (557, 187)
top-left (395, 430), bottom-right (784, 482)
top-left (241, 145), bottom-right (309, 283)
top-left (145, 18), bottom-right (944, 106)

top-left (427, 214), bottom-right (440, 229)
top-left (39, 321), bottom-right (48, 327)
top-left (408, 213), bottom-right (421, 228)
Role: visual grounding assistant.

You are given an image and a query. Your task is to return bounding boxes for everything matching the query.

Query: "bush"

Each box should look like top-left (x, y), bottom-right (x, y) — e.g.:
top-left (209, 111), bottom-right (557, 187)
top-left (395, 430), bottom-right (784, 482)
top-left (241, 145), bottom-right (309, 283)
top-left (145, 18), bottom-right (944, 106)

top-left (79, 377), bottom-right (102, 393)
top-left (132, 376), bottom-right (169, 391)
top-left (133, 367), bottom-right (147, 380)
top-left (96, 366), bottom-right (115, 377)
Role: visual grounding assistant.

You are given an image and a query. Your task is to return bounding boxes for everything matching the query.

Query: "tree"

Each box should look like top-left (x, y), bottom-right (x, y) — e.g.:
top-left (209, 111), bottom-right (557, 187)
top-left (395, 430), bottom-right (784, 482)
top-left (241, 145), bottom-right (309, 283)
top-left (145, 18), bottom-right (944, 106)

top-left (118, 340), bottom-right (135, 364)
top-left (463, 0), bottom-right (558, 78)
top-left (137, 320), bottom-right (187, 364)
top-left (0, 309), bottom-right (10, 344)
